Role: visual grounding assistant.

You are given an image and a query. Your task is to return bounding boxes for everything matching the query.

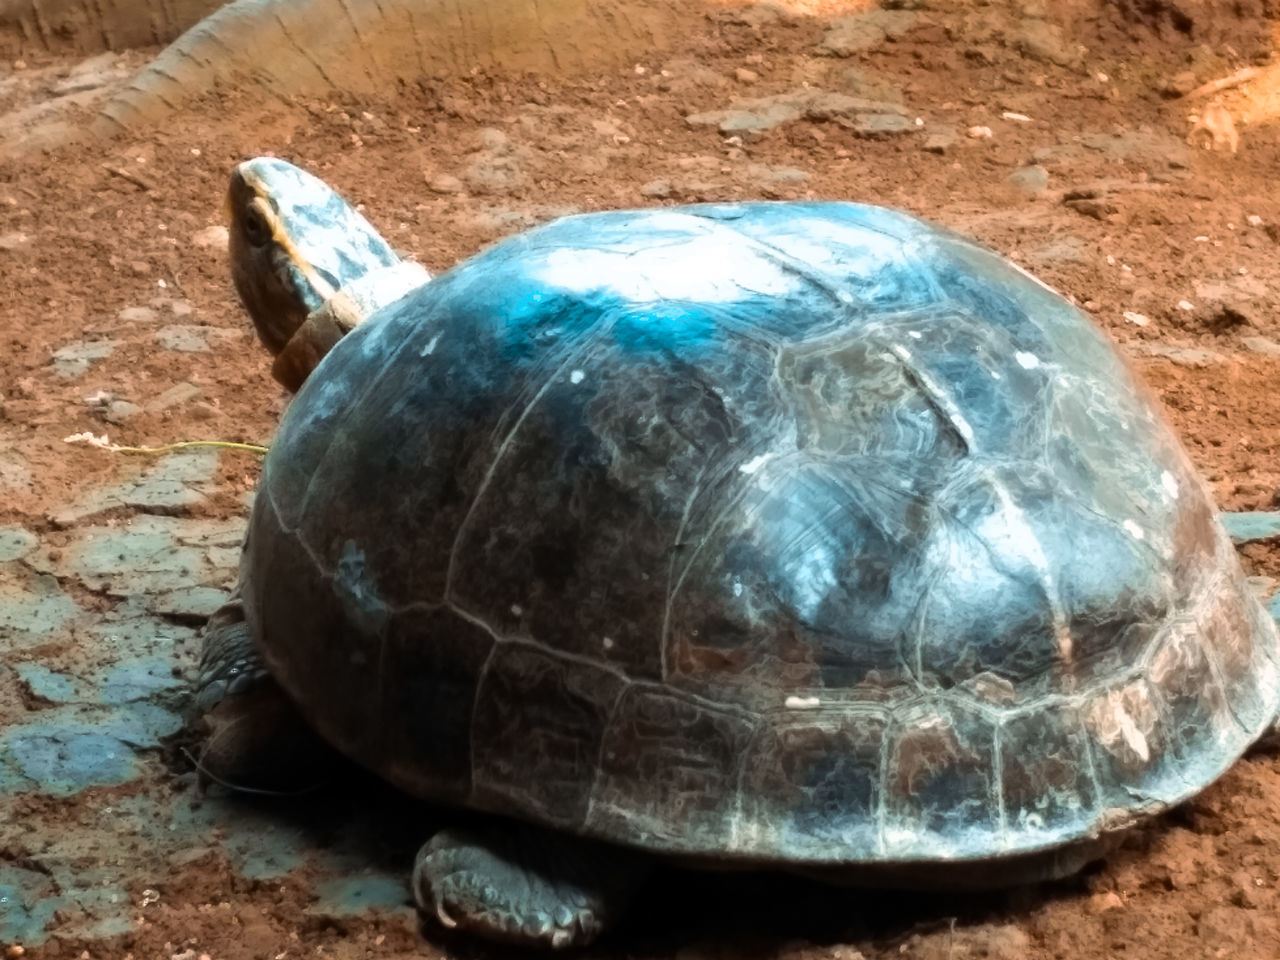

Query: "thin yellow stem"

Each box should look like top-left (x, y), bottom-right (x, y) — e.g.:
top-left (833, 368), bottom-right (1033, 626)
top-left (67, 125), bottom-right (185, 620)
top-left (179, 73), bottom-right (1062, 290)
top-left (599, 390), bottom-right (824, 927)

top-left (112, 440), bottom-right (269, 455)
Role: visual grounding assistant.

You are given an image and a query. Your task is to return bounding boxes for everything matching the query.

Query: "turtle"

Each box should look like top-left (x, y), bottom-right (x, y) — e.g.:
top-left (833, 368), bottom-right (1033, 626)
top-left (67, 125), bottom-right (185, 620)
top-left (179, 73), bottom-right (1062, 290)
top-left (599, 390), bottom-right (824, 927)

top-left (196, 156), bottom-right (1280, 949)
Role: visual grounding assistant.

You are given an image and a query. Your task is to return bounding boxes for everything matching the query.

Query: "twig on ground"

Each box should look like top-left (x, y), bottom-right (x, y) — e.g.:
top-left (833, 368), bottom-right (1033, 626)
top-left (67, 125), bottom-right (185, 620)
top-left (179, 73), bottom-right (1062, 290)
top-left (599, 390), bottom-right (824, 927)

top-left (1183, 67), bottom-right (1259, 99)
top-left (103, 164), bottom-right (156, 192)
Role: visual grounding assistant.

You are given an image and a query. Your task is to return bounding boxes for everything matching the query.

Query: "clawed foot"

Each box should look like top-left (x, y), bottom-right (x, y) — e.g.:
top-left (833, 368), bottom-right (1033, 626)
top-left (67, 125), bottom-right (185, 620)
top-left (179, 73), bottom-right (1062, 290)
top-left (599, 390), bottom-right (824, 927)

top-left (413, 824), bottom-right (647, 949)
top-left (191, 596), bottom-right (331, 793)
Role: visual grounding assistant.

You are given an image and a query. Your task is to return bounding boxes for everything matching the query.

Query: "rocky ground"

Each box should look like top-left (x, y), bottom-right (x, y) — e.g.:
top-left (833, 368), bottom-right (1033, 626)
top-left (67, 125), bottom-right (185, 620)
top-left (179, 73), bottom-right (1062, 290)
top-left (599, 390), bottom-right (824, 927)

top-left (3, 1), bottom-right (1280, 958)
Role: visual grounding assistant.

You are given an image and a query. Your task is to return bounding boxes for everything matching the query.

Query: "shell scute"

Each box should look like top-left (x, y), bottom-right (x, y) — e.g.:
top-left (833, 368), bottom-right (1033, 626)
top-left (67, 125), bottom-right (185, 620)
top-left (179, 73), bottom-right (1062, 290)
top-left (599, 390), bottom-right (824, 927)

top-left (998, 706), bottom-right (1097, 843)
top-left (882, 700), bottom-right (998, 857)
top-left (471, 641), bottom-right (627, 829)
top-left (587, 686), bottom-right (756, 848)
top-left (738, 707), bottom-right (887, 859)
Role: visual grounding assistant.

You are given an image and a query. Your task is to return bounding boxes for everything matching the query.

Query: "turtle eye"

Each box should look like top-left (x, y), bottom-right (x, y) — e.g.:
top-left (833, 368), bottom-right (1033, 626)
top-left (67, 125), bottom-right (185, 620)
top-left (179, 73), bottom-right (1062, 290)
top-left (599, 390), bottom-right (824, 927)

top-left (242, 205), bottom-right (270, 247)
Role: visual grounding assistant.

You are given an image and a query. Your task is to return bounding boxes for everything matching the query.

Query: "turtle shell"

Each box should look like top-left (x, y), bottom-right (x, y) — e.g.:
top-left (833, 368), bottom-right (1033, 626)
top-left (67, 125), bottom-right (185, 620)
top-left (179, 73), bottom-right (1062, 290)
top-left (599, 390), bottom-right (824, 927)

top-left (241, 203), bottom-right (1280, 868)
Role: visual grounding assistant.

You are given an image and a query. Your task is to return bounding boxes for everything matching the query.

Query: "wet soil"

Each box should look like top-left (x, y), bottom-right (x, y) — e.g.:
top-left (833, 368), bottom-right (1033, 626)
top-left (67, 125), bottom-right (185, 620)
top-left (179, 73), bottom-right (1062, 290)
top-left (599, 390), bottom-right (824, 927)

top-left (3, 1), bottom-right (1280, 958)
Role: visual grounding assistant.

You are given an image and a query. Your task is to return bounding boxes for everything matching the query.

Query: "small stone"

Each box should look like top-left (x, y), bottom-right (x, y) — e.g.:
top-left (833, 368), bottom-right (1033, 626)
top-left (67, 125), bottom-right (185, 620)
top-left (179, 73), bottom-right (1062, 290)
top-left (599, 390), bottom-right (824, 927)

top-left (190, 402), bottom-right (218, 421)
top-left (1086, 890), bottom-right (1124, 913)
top-left (119, 478), bottom-right (204, 519)
top-left (1242, 336), bottom-right (1280, 356)
top-left (1129, 342), bottom-right (1226, 368)
top-left (1230, 869), bottom-right (1266, 909)
top-left (191, 225), bottom-right (229, 250)
top-left (820, 10), bottom-right (918, 56)
top-left (0, 232), bottom-right (30, 250)
top-left (0, 526), bottom-right (37, 563)
top-left (847, 113), bottom-right (913, 136)
top-left (1220, 512), bottom-right (1280, 544)
top-left (104, 400), bottom-right (143, 424)
top-left (117, 306), bottom-right (158, 324)
top-left (51, 340), bottom-right (119, 378)
top-left (129, 260), bottom-right (151, 276)
top-left (922, 128), bottom-right (957, 154)
top-left (734, 67), bottom-right (759, 83)
top-left (169, 301), bottom-right (195, 319)
top-left (687, 102), bottom-right (802, 137)
top-left (640, 179), bottom-right (673, 199)
top-left (1030, 236), bottom-right (1088, 265)
top-left (1198, 906), bottom-right (1254, 945)
top-left (1009, 164), bottom-right (1049, 194)
top-left (155, 325), bottom-right (241, 353)
top-left (145, 381), bottom-right (202, 413)
top-left (427, 173), bottom-right (464, 194)
top-left (0, 450), bottom-right (32, 491)
top-left (475, 127), bottom-right (510, 152)
top-left (1163, 70), bottom-right (1199, 97)
top-left (1065, 196), bottom-right (1117, 220)
top-left (1012, 18), bottom-right (1079, 67)
top-left (967, 125), bottom-right (993, 139)
top-left (463, 154), bottom-right (527, 195)
top-left (747, 165), bottom-right (810, 183)
top-left (15, 663), bottom-right (78, 703)
top-left (149, 586), bottom-right (230, 620)
top-left (7, 944), bottom-right (25, 957)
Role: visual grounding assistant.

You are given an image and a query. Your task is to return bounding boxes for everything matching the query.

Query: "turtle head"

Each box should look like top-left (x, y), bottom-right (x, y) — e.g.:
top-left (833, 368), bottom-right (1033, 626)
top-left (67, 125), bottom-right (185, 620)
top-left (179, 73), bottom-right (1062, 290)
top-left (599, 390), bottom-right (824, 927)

top-left (228, 157), bottom-right (401, 357)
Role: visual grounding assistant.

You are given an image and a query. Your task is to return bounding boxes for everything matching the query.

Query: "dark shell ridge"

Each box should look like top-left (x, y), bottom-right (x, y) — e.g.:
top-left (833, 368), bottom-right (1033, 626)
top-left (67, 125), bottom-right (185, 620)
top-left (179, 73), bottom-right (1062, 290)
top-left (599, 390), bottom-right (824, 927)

top-left (242, 203), bottom-right (1280, 866)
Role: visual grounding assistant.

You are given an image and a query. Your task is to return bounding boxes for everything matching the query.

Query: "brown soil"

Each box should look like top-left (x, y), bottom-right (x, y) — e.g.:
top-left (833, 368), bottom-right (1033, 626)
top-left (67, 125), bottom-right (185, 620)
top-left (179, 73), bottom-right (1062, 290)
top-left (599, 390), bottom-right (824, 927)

top-left (3, 1), bottom-right (1280, 958)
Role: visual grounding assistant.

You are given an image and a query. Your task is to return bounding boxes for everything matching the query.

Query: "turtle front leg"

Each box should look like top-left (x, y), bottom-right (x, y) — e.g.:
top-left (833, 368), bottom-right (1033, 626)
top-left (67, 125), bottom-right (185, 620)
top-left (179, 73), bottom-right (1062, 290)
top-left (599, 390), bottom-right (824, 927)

top-left (413, 822), bottom-right (652, 949)
top-left (192, 589), bottom-right (331, 792)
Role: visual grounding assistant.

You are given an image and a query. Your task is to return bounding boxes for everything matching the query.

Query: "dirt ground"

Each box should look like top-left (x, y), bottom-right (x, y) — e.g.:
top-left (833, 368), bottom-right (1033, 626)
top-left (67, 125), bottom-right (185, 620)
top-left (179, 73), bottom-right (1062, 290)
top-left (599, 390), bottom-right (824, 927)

top-left (4, 1), bottom-right (1280, 958)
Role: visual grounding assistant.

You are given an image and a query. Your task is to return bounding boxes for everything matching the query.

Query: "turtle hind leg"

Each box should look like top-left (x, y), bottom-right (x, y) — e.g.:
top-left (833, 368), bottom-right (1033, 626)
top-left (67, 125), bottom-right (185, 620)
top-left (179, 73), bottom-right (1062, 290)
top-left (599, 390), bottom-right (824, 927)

top-left (192, 592), bottom-right (332, 793)
top-left (414, 821), bottom-right (652, 949)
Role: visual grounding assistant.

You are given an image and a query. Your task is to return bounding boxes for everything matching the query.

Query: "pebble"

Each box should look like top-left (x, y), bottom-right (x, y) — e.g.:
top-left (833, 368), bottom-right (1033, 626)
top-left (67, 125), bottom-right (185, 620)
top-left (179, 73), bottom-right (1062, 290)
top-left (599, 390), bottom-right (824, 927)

top-left (145, 382), bottom-right (202, 414)
top-left (475, 127), bottom-right (510, 152)
top-left (1219, 512), bottom-right (1280, 544)
top-left (1129, 342), bottom-right (1226, 368)
top-left (51, 340), bottom-right (119, 378)
top-left (1012, 17), bottom-right (1079, 67)
top-left (1198, 905), bottom-right (1254, 945)
top-left (1031, 235), bottom-right (1088, 265)
top-left (129, 260), bottom-right (151, 277)
top-left (0, 525), bottom-right (38, 563)
top-left (0, 232), bottom-right (30, 250)
top-left (427, 173), bottom-right (464, 194)
top-left (154, 325), bottom-right (241, 353)
top-left (104, 400), bottom-right (142, 424)
top-left (191, 225), bottom-right (229, 251)
top-left (117, 305), bottom-right (158, 324)
top-left (1242, 336), bottom-right (1280, 356)
top-left (1163, 70), bottom-right (1199, 97)
top-left (922, 128), bottom-right (957, 154)
top-left (1085, 890), bottom-right (1124, 913)
top-left (820, 10), bottom-right (919, 56)
top-left (640, 179), bottom-right (673, 198)
top-left (1009, 164), bottom-right (1049, 194)
top-left (734, 67), bottom-right (759, 83)
top-left (687, 88), bottom-right (909, 139)
top-left (967, 125), bottom-right (993, 139)
top-left (1065, 196), bottom-right (1117, 220)
top-left (849, 113), bottom-right (912, 136)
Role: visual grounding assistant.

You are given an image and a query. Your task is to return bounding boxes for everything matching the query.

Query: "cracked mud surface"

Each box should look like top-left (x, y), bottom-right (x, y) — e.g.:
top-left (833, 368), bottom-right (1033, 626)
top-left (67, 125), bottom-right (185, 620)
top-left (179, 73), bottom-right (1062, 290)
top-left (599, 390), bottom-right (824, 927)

top-left (3, 1), bottom-right (1280, 958)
